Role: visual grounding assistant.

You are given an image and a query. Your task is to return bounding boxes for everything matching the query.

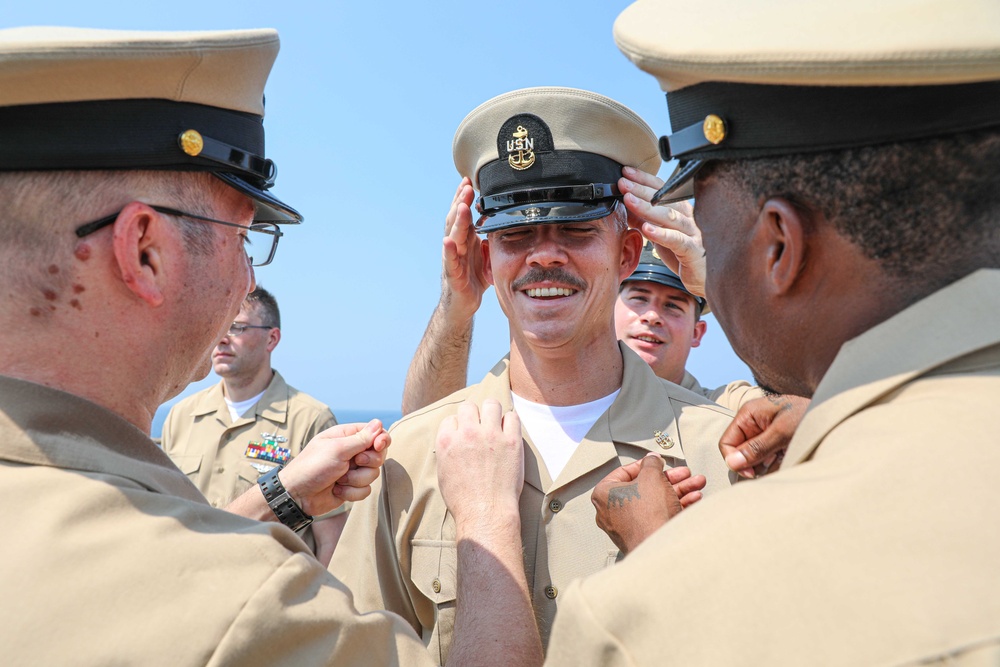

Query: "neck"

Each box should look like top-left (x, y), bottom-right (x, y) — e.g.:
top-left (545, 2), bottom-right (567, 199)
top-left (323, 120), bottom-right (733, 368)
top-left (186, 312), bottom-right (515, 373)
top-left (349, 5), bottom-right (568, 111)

top-left (0, 319), bottom-right (183, 436)
top-left (508, 331), bottom-right (624, 406)
top-left (222, 366), bottom-right (274, 402)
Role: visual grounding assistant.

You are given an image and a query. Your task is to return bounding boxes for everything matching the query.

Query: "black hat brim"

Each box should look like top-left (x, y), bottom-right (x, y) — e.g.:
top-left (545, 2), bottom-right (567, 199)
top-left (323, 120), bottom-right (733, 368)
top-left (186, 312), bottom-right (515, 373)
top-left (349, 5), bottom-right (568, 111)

top-left (475, 200), bottom-right (618, 233)
top-left (214, 172), bottom-right (303, 224)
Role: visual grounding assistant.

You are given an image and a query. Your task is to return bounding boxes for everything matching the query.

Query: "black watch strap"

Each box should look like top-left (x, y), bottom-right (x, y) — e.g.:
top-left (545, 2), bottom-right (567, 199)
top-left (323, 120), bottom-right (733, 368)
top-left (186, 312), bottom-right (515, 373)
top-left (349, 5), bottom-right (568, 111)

top-left (258, 466), bottom-right (313, 532)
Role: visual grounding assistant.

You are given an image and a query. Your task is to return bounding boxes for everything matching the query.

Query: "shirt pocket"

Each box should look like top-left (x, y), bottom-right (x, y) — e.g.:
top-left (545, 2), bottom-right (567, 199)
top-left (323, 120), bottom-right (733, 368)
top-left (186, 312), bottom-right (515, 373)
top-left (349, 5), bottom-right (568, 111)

top-left (410, 539), bottom-right (458, 664)
top-left (171, 454), bottom-right (203, 483)
top-left (410, 539), bottom-right (457, 605)
top-left (236, 461), bottom-right (276, 496)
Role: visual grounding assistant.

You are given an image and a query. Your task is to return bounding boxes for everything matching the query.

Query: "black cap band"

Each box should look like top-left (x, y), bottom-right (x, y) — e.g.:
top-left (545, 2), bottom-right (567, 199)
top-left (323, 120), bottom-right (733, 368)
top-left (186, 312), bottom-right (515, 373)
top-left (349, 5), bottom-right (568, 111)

top-left (0, 98), bottom-right (272, 189)
top-left (651, 79), bottom-right (1000, 205)
top-left (662, 79), bottom-right (1000, 162)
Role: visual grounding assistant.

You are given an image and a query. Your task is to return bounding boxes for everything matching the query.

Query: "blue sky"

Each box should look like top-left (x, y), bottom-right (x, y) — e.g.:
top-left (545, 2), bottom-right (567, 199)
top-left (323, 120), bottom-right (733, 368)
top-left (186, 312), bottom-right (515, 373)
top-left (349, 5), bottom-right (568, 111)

top-left (7, 1), bottom-right (751, 423)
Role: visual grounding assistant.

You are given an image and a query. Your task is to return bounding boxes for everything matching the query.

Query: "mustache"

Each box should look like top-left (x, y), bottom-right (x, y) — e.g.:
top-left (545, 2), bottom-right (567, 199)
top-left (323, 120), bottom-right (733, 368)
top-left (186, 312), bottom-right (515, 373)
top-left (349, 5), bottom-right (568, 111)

top-left (510, 268), bottom-right (586, 292)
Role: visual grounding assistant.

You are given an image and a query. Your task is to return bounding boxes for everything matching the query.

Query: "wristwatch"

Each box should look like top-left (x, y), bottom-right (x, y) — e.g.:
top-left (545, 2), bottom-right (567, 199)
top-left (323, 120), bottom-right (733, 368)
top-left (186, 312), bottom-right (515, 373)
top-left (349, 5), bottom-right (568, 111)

top-left (257, 466), bottom-right (313, 532)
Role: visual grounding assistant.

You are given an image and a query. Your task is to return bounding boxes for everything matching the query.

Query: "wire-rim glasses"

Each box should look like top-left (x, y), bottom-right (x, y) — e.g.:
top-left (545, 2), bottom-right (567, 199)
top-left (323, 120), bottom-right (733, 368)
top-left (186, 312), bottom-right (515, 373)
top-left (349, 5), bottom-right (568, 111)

top-left (73, 205), bottom-right (283, 267)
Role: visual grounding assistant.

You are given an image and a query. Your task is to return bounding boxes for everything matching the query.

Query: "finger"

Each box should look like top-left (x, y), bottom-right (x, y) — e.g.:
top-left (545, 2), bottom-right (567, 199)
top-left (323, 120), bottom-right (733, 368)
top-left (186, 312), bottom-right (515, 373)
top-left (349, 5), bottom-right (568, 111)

top-left (620, 166), bottom-right (666, 196)
top-left (664, 465), bottom-right (692, 485)
top-left (600, 460), bottom-right (643, 485)
top-left (719, 408), bottom-right (768, 474)
top-left (370, 430), bottom-right (391, 453)
top-left (480, 398), bottom-right (504, 430)
top-left (456, 399), bottom-right (481, 426)
top-left (354, 444), bottom-right (387, 468)
top-left (501, 408), bottom-right (521, 438)
top-left (333, 484), bottom-right (372, 503)
top-left (678, 490), bottom-right (703, 508)
top-left (435, 414), bottom-right (460, 446)
top-left (317, 421), bottom-right (366, 439)
top-left (337, 465), bottom-right (381, 488)
top-left (672, 473), bottom-right (706, 497)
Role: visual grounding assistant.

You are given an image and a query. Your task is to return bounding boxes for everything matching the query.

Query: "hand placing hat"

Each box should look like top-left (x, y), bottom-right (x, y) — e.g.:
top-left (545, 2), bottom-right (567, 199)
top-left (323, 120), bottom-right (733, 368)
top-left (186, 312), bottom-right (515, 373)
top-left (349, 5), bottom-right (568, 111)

top-left (619, 166), bottom-right (706, 298)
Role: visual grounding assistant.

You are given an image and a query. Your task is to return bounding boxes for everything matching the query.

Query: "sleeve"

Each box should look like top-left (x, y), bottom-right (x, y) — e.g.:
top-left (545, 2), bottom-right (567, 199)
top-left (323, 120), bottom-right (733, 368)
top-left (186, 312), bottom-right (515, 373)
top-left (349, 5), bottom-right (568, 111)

top-left (327, 459), bottom-right (422, 635)
top-left (707, 381), bottom-right (765, 412)
top-left (206, 552), bottom-right (433, 667)
top-left (544, 580), bottom-right (638, 667)
top-left (160, 405), bottom-right (178, 454)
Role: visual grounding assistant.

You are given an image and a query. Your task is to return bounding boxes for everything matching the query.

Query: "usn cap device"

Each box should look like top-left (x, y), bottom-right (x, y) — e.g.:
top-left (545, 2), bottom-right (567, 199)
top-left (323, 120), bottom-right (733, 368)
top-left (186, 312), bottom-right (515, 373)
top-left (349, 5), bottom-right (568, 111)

top-left (613, 0), bottom-right (1000, 205)
top-left (0, 26), bottom-right (301, 223)
top-left (452, 86), bottom-right (660, 232)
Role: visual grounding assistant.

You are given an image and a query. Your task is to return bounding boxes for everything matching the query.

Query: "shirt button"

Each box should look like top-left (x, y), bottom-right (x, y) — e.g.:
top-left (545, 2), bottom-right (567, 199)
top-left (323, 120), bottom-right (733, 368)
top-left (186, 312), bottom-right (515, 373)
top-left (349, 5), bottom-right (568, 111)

top-left (215, 466), bottom-right (225, 473)
top-left (432, 579), bottom-right (442, 594)
top-left (545, 585), bottom-right (558, 599)
top-left (549, 499), bottom-right (562, 513)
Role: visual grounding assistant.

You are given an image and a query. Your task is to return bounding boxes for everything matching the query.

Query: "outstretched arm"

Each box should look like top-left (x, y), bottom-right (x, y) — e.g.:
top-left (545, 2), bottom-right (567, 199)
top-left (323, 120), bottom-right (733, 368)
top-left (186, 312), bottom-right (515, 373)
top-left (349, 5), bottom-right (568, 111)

top-left (225, 420), bottom-right (389, 522)
top-left (402, 178), bottom-right (489, 414)
top-left (437, 400), bottom-right (543, 667)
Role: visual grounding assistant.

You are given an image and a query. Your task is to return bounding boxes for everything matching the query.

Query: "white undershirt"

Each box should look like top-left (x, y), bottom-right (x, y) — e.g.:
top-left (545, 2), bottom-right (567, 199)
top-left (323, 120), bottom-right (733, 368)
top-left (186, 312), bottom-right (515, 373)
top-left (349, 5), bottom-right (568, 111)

top-left (511, 389), bottom-right (620, 482)
top-left (224, 389), bottom-right (266, 422)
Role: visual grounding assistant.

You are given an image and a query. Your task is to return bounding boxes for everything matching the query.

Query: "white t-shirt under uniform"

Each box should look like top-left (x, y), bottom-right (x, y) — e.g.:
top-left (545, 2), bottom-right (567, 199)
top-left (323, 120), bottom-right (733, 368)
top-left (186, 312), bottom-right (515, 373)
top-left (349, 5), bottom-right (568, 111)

top-left (511, 389), bottom-right (620, 482)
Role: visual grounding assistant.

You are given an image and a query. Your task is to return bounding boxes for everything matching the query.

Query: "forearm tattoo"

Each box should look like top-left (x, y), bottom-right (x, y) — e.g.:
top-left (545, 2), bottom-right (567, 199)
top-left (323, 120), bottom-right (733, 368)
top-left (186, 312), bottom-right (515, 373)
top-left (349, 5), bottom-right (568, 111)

top-left (607, 483), bottom-right (640, 509)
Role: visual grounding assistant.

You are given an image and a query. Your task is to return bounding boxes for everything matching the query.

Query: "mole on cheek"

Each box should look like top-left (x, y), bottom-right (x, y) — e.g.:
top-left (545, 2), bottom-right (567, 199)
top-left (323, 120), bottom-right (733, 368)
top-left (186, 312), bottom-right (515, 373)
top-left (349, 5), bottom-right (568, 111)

top-left (48, 265), bottom-right (60, 275)
top-left (43, 289), bottom-right (57, 301)
top-left (70, 299), bottom-right (82, 310)
top-left (74, 243), bottom-right (92, 261)
top-left (73, 284), bottom-right (86, 294)
top-left (30, 307), bottom-right (42, 317)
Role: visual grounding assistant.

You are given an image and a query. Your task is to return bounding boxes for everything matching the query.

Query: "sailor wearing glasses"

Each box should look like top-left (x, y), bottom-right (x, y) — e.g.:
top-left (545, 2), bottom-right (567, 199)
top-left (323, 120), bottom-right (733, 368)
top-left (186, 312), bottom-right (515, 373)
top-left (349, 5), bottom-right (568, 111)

top-left (162, 286), bottom-right (348, 566)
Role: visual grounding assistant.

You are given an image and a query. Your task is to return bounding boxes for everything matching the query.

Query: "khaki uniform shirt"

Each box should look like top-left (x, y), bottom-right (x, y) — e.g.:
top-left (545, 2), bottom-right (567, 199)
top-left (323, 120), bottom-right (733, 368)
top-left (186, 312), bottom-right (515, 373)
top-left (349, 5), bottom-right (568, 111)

top-left (330, 343), bottom-right (736, 663)
top-left (162, 370), bottom-right (337, 509)
top-left (681, 370), bottom-right (763, 411)
top-left (546, 269), bottom-right (1000, 666)
top-left (0, 375), bottom-right (433, 666)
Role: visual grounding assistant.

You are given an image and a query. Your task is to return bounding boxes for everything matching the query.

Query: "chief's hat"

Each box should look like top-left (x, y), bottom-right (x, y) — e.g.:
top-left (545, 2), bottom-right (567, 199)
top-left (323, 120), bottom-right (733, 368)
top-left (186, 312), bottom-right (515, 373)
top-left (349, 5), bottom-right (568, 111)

top-left (614, 0), bottom-right (1000, 204)
top-left (452, 87), bottom-right (660, 232)
top-left (627, 240), bottom-right (707, 314)
top-left (0, 27), bottom-right (300, 223)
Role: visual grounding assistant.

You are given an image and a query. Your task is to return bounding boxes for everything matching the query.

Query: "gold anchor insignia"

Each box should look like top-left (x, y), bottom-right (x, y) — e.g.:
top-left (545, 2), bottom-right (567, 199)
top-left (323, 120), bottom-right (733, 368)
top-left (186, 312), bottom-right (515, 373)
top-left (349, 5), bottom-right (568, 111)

top-left (178, 129), bottom-right (204, 156)
top-left (702, 114), bottom-right (726, 145)
top-left (507, 125), bottom-right (536, 170)
top-left (653, 430), bottom-right (675, 449)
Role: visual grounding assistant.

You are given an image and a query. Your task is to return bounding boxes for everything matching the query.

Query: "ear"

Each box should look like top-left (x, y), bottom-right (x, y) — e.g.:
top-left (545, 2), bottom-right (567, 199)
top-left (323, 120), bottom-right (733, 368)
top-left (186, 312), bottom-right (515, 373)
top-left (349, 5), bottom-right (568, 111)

top-left (619, 228), bottom-right (643, 282)
top-left (111, 202), bottom-right (170, 307)
top-left (481, 237), bottom-right (495, 287)
top-left (757, 198), bottom-right (808, 296)
top-left (690, 319), bottom-right (708, 348)
top-left (266, 327), bottom-right (281, 353)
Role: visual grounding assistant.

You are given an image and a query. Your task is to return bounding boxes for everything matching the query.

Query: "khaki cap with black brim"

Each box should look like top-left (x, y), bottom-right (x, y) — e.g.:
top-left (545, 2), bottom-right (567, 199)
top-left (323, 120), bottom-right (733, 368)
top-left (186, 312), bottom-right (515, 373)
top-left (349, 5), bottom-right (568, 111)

top-left (0, 26), bottom-right (301, 223)
top-left (613, 0), bottom-right (1000, 205)
top-left (452, 87), bottom-right (660, 233)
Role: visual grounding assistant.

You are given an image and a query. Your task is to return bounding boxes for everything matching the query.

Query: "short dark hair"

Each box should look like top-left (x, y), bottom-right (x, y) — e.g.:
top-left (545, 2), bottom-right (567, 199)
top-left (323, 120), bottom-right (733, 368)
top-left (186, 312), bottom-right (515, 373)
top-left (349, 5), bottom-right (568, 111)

top-left (245, 286), bottom-right (280, 329)
top-left (703, 127), bottom-right (1000, 284)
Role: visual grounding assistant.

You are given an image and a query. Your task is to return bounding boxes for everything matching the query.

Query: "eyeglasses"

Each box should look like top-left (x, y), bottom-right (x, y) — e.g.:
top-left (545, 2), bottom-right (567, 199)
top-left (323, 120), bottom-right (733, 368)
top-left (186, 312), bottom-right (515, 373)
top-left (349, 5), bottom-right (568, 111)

top-left (227, 322), bottom-right (273, 336)
top-left (74, 205), bottom-right (283, 267)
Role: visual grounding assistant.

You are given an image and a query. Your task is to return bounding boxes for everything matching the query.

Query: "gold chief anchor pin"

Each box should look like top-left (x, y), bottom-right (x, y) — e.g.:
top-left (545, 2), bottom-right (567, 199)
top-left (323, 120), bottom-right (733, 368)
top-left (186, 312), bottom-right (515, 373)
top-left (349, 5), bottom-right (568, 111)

top-left (653, 430), bottom-right (675, 450)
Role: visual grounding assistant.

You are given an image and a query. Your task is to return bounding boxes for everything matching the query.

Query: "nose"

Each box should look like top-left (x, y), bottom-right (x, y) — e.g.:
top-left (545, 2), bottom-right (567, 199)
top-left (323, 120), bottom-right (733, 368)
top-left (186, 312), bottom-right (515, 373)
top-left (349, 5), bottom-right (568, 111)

top-left (639, 305), bottom-right (664, 327)
top-left (526, 230), bottom-right (568, 267)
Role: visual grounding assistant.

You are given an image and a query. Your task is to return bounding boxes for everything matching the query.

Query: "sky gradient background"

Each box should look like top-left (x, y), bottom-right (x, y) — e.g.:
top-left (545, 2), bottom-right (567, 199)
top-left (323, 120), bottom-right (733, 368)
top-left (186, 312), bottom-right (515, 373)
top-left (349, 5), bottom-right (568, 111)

top-left (6, 1), bottom-right (752, 433)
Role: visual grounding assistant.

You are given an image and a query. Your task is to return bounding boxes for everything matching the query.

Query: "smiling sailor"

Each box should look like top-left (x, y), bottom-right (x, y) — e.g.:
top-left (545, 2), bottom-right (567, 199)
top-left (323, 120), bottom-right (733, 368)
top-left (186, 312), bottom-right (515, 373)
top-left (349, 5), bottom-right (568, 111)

top-left (330, 86), bottom-right (739, 661)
